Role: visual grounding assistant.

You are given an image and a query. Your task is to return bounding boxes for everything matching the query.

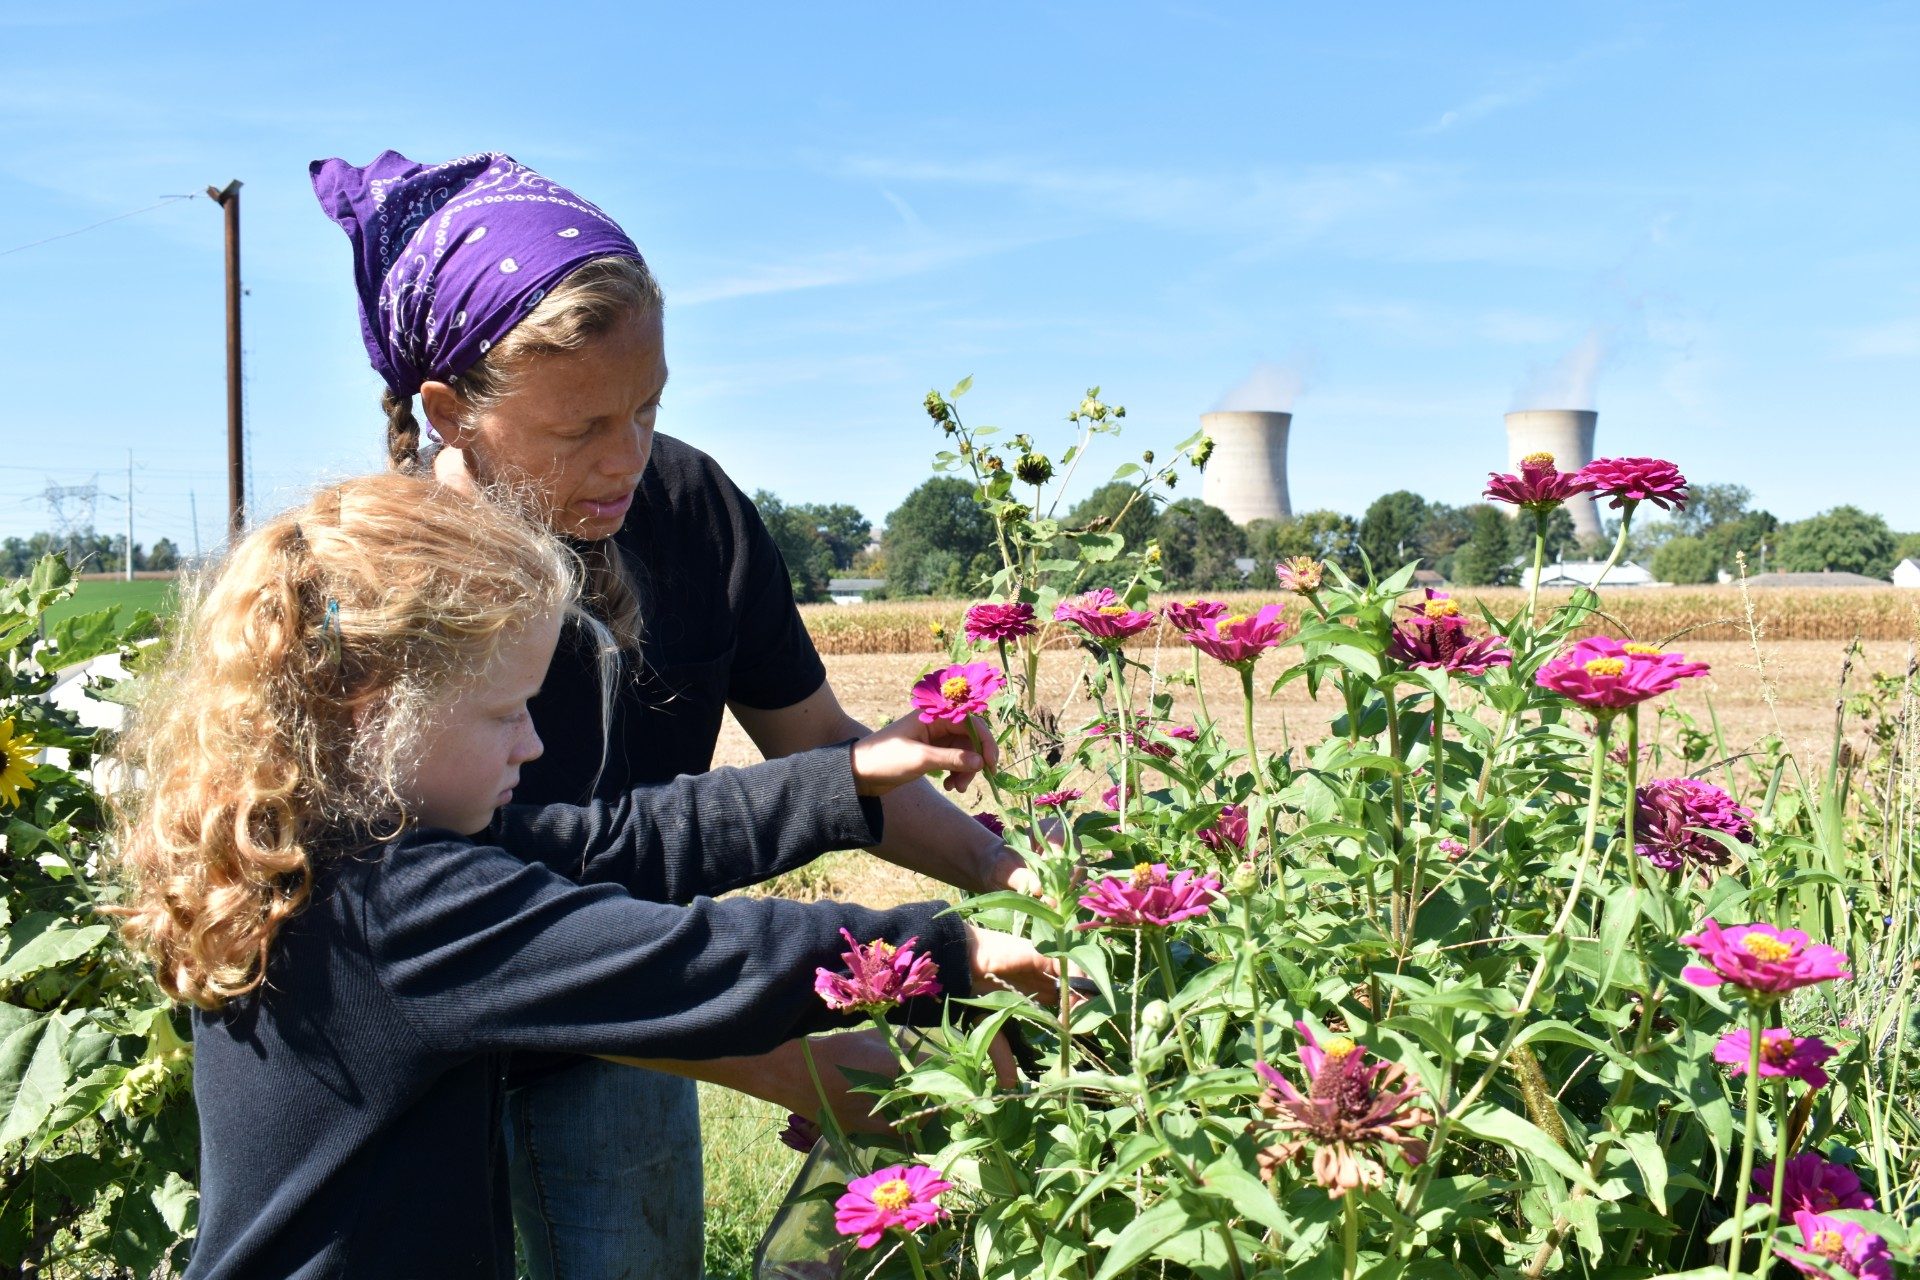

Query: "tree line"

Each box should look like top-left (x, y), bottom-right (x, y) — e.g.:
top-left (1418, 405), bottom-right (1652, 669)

top-left (0, 530), bottom-right (182, 578)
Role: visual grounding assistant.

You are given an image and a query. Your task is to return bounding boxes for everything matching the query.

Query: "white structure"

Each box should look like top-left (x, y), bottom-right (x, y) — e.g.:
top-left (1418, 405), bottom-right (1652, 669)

top-left (1200, 410), bottom-right (1291, 526)
top-left (827, 577), bottom-right (885, 606)
top-left (1504, 409), bottom-right (1600, 542)
top-left (1524, 559), bottom-right (1655, 590)
top-left (1895, 558), bottom-right (1920, 589)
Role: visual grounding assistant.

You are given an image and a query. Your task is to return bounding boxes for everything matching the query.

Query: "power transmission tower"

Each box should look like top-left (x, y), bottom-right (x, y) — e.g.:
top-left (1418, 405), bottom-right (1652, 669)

top-left (41, 479), bottom-right (100, 568)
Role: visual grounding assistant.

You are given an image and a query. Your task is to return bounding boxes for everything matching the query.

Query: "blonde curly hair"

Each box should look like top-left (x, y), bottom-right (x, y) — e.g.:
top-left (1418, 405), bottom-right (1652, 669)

top-left (111, 472), bottom-right (583, 1009)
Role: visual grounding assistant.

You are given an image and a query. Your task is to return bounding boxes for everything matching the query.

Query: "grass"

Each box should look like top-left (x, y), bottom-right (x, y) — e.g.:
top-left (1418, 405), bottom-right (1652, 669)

top-left (701, 1084), bottom-right (806, 1279)
top-left (42, 577), bottom-right (179, 628)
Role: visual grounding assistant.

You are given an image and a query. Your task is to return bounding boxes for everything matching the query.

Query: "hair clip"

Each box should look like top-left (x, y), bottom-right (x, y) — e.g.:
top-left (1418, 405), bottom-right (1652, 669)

top-left (321, 599), bottom-right (342, 664)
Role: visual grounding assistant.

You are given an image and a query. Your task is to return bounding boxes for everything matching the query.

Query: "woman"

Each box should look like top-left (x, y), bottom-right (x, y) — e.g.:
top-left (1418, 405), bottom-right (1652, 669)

top-left (311, 151), bottom-right (1033, 1279)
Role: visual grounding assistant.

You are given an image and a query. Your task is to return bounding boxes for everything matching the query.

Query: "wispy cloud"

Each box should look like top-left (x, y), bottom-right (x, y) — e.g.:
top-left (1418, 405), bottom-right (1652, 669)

top-left (1834, 317), bottom-right (1920, 359)
top-left (1414, 73), bottom-right (1554, 136)
top-left (1330, 299), bottom-right (1573, 346)
top-left (671, 232), bottom-right (1048, 306)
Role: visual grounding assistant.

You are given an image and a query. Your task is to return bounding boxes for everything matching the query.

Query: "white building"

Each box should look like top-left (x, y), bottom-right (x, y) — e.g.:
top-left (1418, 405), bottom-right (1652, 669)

top-left (1894, 558), bottom-right (1920, 589)
top-left (1523, 559), bottom-right (1656, 590)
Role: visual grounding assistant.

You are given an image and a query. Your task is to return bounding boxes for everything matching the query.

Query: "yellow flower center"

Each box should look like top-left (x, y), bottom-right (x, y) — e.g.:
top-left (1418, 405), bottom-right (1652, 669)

top-left (1220, 613), bottom-right (1249, 632)
top-left (1622, 642), bottom-right (1664, 656)
top-left (1810, 1229), bottom-right (1844, 1259)
top-left (1740, 933), bottom-right (1794, 962)
top-left (1422, 599), bottom-right (1461, 619)
top-left (870, 1178), bottom-right (914, 1211)
top-left (1583, 658), bottom-right (1626, 677)
top-left (1130, 862), bottom-right (1157, 888)
top-left (1522, 451), bottom-right (1555, 468)
top-left (1761, 1035), bottom-right (1798, 1067)
top-left (940, 676), bottom-right (971, 700)
top-left (867, 939), bottom-right (896, 960)
top-left (1321, 1036), bottom-right (1358, 1059)
top-left (1097, 605), bottom-right (1129, 616)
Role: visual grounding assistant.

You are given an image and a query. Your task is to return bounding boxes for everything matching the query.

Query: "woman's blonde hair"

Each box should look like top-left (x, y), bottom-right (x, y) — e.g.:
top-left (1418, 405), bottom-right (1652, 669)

top-left (112, 472), bottom-right (581, 1009)
top-left (382, 255), bottom-right (662, 650)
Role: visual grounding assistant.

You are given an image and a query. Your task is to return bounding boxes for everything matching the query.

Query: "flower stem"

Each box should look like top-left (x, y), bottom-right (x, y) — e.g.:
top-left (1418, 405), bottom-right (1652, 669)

top-left (1526, 513), bottom-right (1548, 625)
top-left (1239, 664), bottom-right (1286, 908)
top-left (799, 1037), bottom-right (856, 1171)
top-left (1108, 648), bottom-right (1133, 830)
top-left (1589, 505), bottom-right (1635, 596)
top-left (1193, 648), bottom-right (1213, 727)
top-left (1768, 1075), bottom-right (1789, 1238)
top-left (1727, 1002), bottom-right (1766, 1280)
top-left (1342, 1193), bottom-right (1360, 1280)
top-left (900, 1231), bottom-right (932, 1280)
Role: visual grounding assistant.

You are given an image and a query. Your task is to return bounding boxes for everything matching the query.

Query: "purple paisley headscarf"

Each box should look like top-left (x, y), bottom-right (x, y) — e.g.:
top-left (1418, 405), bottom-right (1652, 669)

top-left (309, 150), bottom-right (644, 398)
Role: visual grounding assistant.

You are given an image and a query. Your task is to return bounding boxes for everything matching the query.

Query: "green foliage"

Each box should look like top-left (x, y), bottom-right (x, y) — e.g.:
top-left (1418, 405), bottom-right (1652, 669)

top-left (1651, 534), bottom-right (1721, 585)
top-left (754, 490), bottom-right (840, 603)
top-left (1, 558), bottom-right (196, 1274)
top-left (1895, 531), bottom-right (1920, 564)
top-left (1153, 499), bottom-right (1248, 591)
top-left (1357, 490), bottom-right (1429, 580)
top-left (1448, 504), bottom-right (1518, 586)
top-left (1775, 505), bottom-right (1898, 578)
top-left (879, 477), bottom-right (1002, 598)
top-left (1065, 482), bottom-right (1161, 555)
top-left (1248, 510), bottom-right (1361, 577)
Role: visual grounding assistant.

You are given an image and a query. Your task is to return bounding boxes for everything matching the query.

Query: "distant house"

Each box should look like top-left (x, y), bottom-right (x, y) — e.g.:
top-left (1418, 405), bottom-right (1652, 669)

top-left (1524, 559), bottom-right (1655, 589)
top-left (1411, 568), bottom-right (1448, 590)
top-left (1894, 558), bottom-right (1920, 589)
top-left (1741, 570), bottom-right (1890, 588)
top-left (827, 577), bottom-right (885, 606)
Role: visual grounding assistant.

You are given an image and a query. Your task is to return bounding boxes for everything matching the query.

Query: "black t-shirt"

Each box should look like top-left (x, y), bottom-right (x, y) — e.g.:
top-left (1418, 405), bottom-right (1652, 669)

top-left (514, 433), bottom-right (828, 806)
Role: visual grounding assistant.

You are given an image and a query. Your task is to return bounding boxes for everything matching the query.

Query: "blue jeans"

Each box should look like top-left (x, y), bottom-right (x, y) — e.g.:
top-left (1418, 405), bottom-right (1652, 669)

top-left (503, 1060), bottom-right (704, 1279)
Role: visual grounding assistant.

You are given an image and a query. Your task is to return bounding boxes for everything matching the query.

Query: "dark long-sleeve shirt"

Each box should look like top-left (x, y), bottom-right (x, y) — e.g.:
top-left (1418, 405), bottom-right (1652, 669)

top-left (185, 744), bottom-right (969, 1280)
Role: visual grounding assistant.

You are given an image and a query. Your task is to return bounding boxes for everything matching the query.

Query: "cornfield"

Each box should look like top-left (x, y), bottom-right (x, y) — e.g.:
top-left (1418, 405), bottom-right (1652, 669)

top-left (803, 586), bottom-right (1920, 654)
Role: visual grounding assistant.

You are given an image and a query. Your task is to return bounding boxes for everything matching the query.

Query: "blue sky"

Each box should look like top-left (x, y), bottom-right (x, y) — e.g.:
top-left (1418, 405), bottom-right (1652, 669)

top-left (2, 2), bottom-right (1915, 554)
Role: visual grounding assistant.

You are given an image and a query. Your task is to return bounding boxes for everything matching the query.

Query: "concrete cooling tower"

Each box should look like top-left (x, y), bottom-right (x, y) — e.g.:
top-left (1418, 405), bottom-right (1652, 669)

top-left (1200, 410), bottom-right (1291, 525)
top-left (1504, 409), bottom-right (1600, 542)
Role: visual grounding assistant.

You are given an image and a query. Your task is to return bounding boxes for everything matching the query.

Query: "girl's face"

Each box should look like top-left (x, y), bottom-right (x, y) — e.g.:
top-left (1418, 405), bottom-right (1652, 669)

top-left (400, 610), bottom-right (562, 835)
top-left (431, 311), bottom-right (667, 541)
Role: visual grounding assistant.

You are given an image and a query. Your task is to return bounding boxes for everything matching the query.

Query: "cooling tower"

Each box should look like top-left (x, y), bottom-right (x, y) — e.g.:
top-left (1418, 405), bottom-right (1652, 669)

top-left (1200, 410), bottom-right (1291, 526)
top-left (1504, 409), bottom-right (1600, 542)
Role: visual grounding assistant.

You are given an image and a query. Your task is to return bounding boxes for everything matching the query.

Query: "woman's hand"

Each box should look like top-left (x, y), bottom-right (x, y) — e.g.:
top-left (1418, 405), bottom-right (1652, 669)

top-left (850, 712), bottom-right (1000, 797)
top-left (967, 924), bottom-right (1084, 1005)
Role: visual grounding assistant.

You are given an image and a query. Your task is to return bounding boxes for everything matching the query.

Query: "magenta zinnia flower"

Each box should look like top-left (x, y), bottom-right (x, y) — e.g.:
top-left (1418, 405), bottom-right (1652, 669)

top-left (1166, 724), bottom-right (1199, 743)
top-left (1778, 1210), bottom-right (1895, 1280)
top-left (1077, 862), bottom-right (1220, 928)
top-left (972, 811), bottom-right (1005, 837)
top-left (1535, 636), bottom-right (1709, 713)
top-left (1250, 1022), bottom-right (1434, 1197)
top-left (1275, 556), bottom-right (1326, 594)
top-left (1033, 788), bottom-right (1082, 809)
top-left (1714, 1027), bottom-right (1838, 1088)
top-left (1633, 777), bottom-right (1754, 872)
top-left (814, 929), bottom-right (943, 1014)
top-left (1753, 1152), bottom-right (1877, 1215)
top-left (1387, 591), bottom-right (1512, 675)
top-left (1053, 588), bottom-right (1157, 643)
top-left (1681, 920), bottom-right (1851, 999)
top-left (1184, 604), bottom-right (1292, 667)
top-left (1484, 451), bottom-right (1596, 512)
top-left (1197, 804), bottom-right (1249, 853)
top-left (1163, 598), bottom-right (1229, 632)
top-left (1099, 784), bottom-right (1122, 811)
top-left (834, 1164), bottom-right (952, 1249)
top-left (778, 1112), bottom-right (821, 1152)
top-left (1579, 456), bottom-right (1690, 512)
top-left (910, 661), bottom-right (1005, 725)
top-left (964, 601), bottom-right (1038, 644)
top-left (1437, 838), bottom-right (1469, 862)
top-left (1090, 716), bottom-right (1177, 759)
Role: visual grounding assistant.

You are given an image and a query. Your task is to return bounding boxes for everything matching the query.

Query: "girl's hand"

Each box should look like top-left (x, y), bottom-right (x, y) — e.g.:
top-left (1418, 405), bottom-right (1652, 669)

top-left (851, 712), bottom-right (1000, 797)
top-left (967, 925), bottom-right (1084, 1005)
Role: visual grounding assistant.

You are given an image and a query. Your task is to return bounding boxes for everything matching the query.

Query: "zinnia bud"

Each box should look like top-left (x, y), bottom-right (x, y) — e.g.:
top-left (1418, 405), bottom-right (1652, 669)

top-left (1015, 453), bottom-right (1054, 485)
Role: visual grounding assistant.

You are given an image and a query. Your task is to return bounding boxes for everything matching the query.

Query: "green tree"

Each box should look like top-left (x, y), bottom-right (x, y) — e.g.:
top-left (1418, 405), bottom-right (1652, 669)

top-left (145, 537), bottom-right (181, 572)
top-left (1358, 491), bottom-right (1430, 579)
top-left (1893, 531), bottom-right (1920, 564)
top-left (1248, 510), bottom-right (1361, 575)
top-left (1706, 509), bottom-right (1779, 575)
top-left (1064, 481), bottom-right (1161, 555)
top-left (792, 503), bottom-right (871, 571)
top-left (1417, 504), bottom-right (1476, 581)
top-left (1449, 505), bottom-right (1518, 586)
top-left (1156, 498), bottom-right (1249, 590)
top-left (880, 476), bottom-right (999, 597)
top-left (1774, 505), bottom-right (1898, 578)
top-left (1503, 505), bottom-right (1579, 566)
top-left (752, 490), bottom-right (837, 603)
top-left (1651, 535), bottom-right (1720, 584)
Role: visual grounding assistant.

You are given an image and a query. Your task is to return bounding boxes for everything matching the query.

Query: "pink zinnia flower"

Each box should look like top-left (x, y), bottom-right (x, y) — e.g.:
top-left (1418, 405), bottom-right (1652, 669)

top-left (1752, 1152), bottom-right (1876, 1215)
top-left (1163, 598), bottom-right (1229, 631)
top-left (1033, 788), bottom-right (1082, 809)
top-left (964, 601), bottom-right (1038, 644)
top-left (910, 661), bottom-right (1005, 725)
top-left (814, 929), bottom-right (943, 1014)
top-left (1484, 451), bottom-right (1596, 512)
top-left (1777, 1210), bottom-right (1895, 1280)
top-left (1250, 1022), bottom-right (1434, 1197)
top-left (834, 1164), bottom-right (952, 1249)
top-left (1681, 920), bottom-right (1851, 999)
top-left (1437, 838), bottom-right (1469, 862)
top-left (1579, 456), bottom-right (1690, 513)
top-left (1077, 862), bottom-right (1220, 928)
top-left (1166, 724), bottom-right (1200, 743)
top-left (1054, 588), bottom-right (1157, 644)
top-left (1535, 636), bottom-right (1709, 713)
top-left (1197, 804), bottom-right (1249, 853)
top-left (1713, 1027), bottom-right (1838, 1088)
top-left (1633, 778), bottom-right (1754, 872)
top-left (1387, 591), bottom-right (1513, 675)
top-left (1099, 784), bottom-right (1122, 811)
top-left (1275, 556), bottom-right (1325, 594)
top-left (1184, 604), bottom-right (1292, 667)
top-left (1090, 716), bottom-right (1176, 759)
top-left (778, 1112), bottom-right (821, 1152)
top-left (972, 811), bottom-right (1005, 837)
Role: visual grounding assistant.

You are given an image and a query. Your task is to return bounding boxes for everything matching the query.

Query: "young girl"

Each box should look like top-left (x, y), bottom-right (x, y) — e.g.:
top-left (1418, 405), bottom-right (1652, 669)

top-left (113, 474), bottom-right (1054, 1280)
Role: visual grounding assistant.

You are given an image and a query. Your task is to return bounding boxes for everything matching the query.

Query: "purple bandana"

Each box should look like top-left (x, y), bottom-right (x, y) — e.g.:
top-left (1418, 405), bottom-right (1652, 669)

top-left (309, 150), bottom-right (643, 397)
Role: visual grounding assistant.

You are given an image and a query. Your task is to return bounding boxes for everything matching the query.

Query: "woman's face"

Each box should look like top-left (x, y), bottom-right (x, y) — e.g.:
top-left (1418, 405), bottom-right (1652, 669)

top-left (428, 311), bottom-right (667, 541)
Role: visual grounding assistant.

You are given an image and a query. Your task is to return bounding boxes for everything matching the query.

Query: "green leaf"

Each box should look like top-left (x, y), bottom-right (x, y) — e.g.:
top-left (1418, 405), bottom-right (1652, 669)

top-left (1617, 1128), bottom-right (1670, 1213)
top-left (950, 375), bottom-right (973, 399)
top-left (0, 1012), bottom-right (73, 1150)
top-left (1091, 1196), bottom-right (1193, 1280)
top-left (0, 919), bottom-right (111, 986)
top-left (42, 608), bottom-right (128, 671)
top-left (1452, 1103), bottom-right (1599, 1193)
top-left (1197, 1155), bottom-right (1290, 1234)
top-left (1074, 532), bottom-right (1124, 563)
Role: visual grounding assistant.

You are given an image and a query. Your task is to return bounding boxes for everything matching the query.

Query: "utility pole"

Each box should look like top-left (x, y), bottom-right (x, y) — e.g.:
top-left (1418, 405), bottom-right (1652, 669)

top-left (207, 179), bottom-right (244, 537)
top-left (189, 489), bottom-right (202, 561)
top-left (124, 449), bottom-right (134, 581)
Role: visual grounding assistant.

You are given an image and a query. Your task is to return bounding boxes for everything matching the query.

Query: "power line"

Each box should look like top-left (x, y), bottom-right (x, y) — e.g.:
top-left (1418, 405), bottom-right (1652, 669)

top-left (0, 194), bottom-right (200, 259)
